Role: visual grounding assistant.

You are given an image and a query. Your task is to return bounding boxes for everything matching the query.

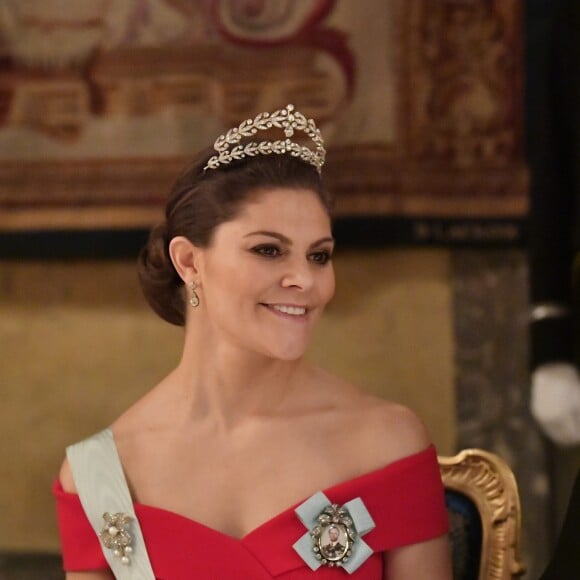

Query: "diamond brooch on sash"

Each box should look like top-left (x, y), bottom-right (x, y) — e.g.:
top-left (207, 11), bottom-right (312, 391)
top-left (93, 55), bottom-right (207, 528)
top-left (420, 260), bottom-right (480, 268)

top-left (293, 492), bottom-right (376, 573)
top-left (99, 512), bottom-right (134, 565)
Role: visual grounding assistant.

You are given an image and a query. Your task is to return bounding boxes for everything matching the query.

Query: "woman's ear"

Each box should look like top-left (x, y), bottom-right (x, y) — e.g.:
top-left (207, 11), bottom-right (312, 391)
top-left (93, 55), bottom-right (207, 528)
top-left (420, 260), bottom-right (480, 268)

top-left (168, 236), bottom-right (202, 283)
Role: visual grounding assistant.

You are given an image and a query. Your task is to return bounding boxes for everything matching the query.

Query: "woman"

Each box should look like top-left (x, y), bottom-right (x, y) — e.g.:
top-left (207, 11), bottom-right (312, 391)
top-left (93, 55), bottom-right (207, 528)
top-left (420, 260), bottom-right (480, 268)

top-left (54, 105), bottom-right (452, 579)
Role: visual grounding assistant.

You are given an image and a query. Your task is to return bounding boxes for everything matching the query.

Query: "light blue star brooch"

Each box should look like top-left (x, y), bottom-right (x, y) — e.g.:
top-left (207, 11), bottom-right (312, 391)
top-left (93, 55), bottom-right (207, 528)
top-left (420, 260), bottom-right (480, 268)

top-left (293, 492), bottom-right (376, 573)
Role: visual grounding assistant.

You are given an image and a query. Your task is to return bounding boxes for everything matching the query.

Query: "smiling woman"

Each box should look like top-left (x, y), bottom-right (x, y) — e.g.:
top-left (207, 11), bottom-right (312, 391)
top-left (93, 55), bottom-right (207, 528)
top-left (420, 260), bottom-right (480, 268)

top-left (137, 139), bottom-right (332, 328)
top-left (167, 185), bottom-right (335, 362)
top-left (53, 105), bottom-right (452, 580)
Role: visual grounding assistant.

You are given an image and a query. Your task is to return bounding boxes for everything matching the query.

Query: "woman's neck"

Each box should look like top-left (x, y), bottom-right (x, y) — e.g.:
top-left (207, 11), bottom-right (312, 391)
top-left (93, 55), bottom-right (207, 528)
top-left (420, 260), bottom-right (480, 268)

top-left (170, 328), bottom-right (307, 433)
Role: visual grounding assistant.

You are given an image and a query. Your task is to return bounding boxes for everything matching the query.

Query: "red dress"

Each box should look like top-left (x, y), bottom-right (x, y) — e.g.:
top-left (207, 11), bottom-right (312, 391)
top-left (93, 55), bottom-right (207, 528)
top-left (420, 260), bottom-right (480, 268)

top-left (53, 445), bottom-right (448, 579)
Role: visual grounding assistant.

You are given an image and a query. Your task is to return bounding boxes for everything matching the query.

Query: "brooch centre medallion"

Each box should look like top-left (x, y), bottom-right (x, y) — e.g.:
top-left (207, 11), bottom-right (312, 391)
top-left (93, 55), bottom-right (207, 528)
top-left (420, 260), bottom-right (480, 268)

top-left (293, 491), bottom-right (376, 573)
top-left (311, 504), bottom-right (356, 566)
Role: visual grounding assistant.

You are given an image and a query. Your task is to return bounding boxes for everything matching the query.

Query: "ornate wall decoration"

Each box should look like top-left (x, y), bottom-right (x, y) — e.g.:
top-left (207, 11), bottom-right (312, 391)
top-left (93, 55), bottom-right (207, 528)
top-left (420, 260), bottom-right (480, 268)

top-left (0, 0), bottom-right (526, 234)
top-left (408, 1), bottom-right (522, 167)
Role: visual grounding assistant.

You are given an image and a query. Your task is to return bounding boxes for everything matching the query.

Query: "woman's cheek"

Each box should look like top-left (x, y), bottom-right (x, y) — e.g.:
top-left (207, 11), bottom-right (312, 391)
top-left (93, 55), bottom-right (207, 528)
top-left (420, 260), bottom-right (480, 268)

top-left (323, 267), bottom-right (336, 303)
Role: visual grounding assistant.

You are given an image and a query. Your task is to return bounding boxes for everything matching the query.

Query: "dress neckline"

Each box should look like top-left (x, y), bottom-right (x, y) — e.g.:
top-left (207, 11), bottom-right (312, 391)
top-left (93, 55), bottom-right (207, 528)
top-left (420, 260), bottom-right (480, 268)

top-left (57, 432), bottom-right (436, 543)
top-left (136, 445), bottom-right (433, 542)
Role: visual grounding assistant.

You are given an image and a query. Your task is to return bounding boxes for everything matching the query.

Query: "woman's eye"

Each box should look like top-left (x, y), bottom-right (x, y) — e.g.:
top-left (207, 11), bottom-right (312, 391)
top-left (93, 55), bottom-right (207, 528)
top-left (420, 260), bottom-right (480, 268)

top-left (252, 245), bottom-right (281, 258)
top-left (309, 251), bottom-right (332, 265)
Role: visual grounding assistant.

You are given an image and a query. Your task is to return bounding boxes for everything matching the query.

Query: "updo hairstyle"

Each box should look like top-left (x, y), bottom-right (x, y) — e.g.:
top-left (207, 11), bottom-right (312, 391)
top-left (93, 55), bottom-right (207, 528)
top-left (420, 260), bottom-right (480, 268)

top-left (137, 148), bottom-right (333, 326)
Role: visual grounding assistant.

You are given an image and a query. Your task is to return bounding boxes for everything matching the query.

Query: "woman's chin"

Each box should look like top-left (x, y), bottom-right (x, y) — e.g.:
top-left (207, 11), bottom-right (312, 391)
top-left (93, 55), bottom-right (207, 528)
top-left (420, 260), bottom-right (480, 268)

top-left (264, 343), bottom-right (309, 362)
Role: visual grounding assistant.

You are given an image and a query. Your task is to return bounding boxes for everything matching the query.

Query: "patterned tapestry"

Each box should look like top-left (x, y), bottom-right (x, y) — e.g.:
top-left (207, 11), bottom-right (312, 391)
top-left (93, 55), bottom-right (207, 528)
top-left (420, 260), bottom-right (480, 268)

top-left (0, 0), bottom-right (527, 237)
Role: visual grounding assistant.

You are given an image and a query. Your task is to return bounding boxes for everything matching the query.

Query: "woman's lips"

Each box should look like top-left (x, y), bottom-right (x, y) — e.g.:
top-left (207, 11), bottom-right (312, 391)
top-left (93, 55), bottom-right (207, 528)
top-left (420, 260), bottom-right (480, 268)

top-left (261, 303), bottom-right (309, 321)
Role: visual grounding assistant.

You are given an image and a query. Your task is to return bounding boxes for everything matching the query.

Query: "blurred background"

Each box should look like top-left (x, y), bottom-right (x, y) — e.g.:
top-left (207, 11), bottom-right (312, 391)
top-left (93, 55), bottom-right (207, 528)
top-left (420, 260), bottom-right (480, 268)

top-left (0, 1), bottom-right (578, 578)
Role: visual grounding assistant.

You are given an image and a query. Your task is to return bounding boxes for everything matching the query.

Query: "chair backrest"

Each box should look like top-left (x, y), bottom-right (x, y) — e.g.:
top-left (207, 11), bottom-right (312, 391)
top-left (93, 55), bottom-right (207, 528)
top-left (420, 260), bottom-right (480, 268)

top-left (439, 449), bottom-right (526, 580)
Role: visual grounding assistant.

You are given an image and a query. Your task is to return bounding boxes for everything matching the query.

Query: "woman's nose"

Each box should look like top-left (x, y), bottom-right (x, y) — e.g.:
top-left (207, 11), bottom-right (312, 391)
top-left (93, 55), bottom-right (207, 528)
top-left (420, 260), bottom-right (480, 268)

top-left (280, 258), bottom-right (314, 290)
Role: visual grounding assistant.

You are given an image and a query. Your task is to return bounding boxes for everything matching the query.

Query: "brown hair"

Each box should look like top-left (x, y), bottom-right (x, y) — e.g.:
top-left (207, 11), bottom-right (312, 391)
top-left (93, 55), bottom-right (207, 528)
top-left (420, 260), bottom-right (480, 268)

top-left (137, 148), bottom-right (332, 326)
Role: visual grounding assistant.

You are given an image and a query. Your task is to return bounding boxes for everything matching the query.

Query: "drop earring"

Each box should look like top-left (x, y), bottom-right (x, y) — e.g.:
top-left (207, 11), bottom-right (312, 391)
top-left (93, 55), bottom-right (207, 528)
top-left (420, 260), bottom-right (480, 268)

top-left (188, 281), bottom-right (199, 308)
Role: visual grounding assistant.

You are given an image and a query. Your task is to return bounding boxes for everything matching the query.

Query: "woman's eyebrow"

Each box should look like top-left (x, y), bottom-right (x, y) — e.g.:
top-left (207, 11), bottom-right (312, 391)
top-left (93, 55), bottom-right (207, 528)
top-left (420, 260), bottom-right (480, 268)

top-left (244, 231), bottom-right (334, 248)
top-left (309, 236), bottom-right (335, 249)
top-left (244, 230), bottom-right (291, 243)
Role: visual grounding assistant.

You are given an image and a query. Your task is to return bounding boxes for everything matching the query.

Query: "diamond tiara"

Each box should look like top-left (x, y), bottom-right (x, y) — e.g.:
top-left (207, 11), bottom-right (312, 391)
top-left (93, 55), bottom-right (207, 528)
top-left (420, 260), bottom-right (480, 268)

top-left (204, 104), bottom-right (326, 174)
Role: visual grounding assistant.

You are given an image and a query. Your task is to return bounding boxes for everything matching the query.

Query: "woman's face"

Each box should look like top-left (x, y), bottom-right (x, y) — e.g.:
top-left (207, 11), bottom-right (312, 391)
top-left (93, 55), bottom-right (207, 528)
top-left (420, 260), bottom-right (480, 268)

top-left (196, 187), bottom-right (335, 361)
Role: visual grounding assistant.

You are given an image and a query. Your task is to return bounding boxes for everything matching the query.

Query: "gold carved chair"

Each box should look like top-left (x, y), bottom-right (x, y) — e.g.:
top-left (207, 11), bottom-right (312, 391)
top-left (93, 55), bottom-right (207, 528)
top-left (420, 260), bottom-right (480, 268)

top-left (439, 449), bottom-right (526, 580)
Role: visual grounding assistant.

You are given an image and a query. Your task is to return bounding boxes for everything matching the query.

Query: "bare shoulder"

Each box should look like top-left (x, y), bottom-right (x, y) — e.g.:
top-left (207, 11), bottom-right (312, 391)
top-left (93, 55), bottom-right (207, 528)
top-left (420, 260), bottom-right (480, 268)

top-left (111, 373), bottom-right (179, 439)
top-left (57, 388), bottom-right (157, 495)
top-left (312, 369), bottom-right (433, 468)
top-left (356, 396), bottom-right (432, 458)
top-left (57, 398), bottom-right (147, 495)
top-left (59, 456), bottom-right (77, 494)
top-left (347, 394), bottom-right (433, 474)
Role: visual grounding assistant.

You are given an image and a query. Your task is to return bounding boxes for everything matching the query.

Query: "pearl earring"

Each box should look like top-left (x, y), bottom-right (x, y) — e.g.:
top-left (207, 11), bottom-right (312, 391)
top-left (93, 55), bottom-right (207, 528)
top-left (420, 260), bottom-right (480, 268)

top-left (187, 281), bottom-right (199, 308)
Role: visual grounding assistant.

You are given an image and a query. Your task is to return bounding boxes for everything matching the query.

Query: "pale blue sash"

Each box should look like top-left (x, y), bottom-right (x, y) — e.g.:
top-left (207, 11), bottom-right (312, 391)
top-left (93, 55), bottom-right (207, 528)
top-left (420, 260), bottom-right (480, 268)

top-left (66, 428), bottom-right (156, 579)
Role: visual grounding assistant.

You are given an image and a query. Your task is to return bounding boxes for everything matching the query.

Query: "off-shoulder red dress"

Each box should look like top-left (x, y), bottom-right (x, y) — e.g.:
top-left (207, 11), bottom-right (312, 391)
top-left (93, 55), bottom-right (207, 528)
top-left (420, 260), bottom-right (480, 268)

top-left (53, 445), bottom-right (448, 579)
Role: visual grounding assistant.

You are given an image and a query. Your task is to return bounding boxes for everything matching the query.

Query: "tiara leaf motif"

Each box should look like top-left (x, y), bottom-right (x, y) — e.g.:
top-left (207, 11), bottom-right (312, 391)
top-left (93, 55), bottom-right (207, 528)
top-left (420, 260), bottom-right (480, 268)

top-left (204, 104), bottom-right (326, 173)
